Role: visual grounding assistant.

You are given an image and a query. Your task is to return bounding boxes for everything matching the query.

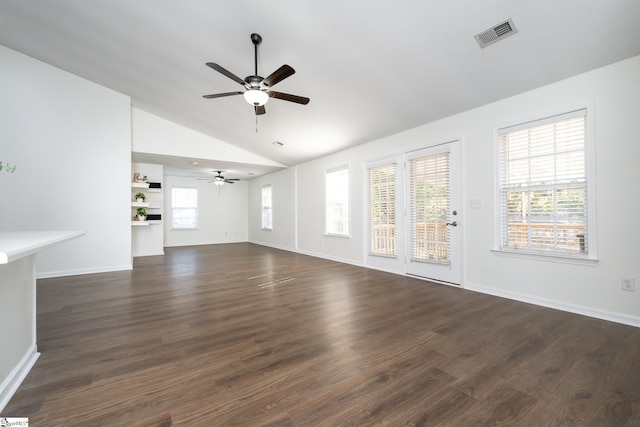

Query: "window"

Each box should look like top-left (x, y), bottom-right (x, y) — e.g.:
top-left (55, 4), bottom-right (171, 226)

top-left (325, 166), bottom-right (349, 236)
top-left (409, 150), bottom-right (451, 264)
top-left (171, 187), bottom-right (198, 229)
top-left (496, 108), bottom-right (595, 260)
top-left (261, 184), bottom-right (272, 230)
top-left (368, 163), bottom-right (397, 256)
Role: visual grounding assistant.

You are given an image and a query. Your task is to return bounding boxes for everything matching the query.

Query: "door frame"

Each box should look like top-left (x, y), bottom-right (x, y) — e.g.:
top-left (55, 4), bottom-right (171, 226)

top-left (404, 138), bottom-right (463, 286)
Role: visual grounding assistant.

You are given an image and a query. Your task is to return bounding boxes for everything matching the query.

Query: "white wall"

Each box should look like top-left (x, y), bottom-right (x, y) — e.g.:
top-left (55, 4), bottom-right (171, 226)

top-left (0, 45), bottom-right (132, 276)
top-left (248, 167), bottom-right (297, 251)
top-left (0, 256), bottom-right (36, 411)
top-left (132, 108), bottom-right (284, 168)
top-left (164, 176), bottom-right (248, 247)
top-left (249, 55), bottom-right (640, 326)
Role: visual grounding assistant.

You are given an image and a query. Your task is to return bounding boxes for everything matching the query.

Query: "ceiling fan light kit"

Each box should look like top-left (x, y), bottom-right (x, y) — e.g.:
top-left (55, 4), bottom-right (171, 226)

top-left (244, 89), bottom-right (269, 106)
top-left (203, 33), bottom-right (309, 116)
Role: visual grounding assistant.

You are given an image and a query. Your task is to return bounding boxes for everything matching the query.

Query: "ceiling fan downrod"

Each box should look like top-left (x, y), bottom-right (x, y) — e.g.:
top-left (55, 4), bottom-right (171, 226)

top-left (251, 33), bottom-right (262, 78)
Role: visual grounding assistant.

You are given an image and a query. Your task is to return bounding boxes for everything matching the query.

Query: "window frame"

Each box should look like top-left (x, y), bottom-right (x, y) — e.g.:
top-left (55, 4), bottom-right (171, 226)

top-left (261, 184), bottom-right (273, 230)
top-left (325, 165), bottom-right (350, 237)
top-left (492, 104), bottom-right (598, 265)
top-left (171, 186), bottom-right (198, 230)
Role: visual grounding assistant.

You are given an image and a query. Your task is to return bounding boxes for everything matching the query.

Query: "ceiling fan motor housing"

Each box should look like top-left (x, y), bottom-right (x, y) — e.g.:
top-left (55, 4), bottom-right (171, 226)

top-left (245, 75), bottom-right (264, 88)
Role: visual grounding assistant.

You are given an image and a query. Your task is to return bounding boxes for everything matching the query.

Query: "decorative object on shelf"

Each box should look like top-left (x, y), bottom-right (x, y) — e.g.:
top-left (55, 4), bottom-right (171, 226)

top-left (134, 192), bottom-right (146, 203)
top-left (0, 161), bottom-right (17, 173)
top-left (135, 207), bottom-right (147, 221)
top-left (133, 172), bottom-right (147, 183)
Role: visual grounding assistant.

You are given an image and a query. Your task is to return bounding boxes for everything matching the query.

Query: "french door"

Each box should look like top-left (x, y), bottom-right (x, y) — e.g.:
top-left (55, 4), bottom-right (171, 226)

top-left (405, 140), bottom-right (462, 285)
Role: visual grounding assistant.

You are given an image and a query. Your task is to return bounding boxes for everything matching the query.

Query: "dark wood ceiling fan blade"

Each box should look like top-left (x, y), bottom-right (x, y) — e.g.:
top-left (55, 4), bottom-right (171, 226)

top-left (269, 91), bottom-right (310, 105)
top-left (255, 105), bottom-right (266, 115)
top-left (262, 65), bottom-right (295, 87)
top-left (224, 180), bottom-right (236, 184)
top-left (203, 91), bottom-right (244, 99)
top-left (206, 62), bottom-right (246, 86)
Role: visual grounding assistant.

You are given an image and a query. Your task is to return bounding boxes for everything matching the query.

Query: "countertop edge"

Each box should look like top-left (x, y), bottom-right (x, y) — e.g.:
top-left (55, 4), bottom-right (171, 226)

top-left (0, 231), bottom-right (85, 264)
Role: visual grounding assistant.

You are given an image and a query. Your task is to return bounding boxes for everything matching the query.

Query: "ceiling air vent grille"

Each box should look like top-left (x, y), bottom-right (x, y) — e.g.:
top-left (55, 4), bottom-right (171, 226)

top-left (474, 18), bottom-right (518, 48)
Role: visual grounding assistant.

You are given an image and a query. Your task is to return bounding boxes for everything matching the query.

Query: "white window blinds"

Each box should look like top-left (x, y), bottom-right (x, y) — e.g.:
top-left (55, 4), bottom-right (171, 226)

top-left (325, 167), bottom-right (349, 236)
top-left (368, 163), bottom-right (397, 256)
top-left (171, 187), bottom-right (198, 229)
top-left (409, 151), bottom-right (451, 265)
top-left (498, 109), bottom-right (589, 257)
top-left (261, 184), bottom-right (272, 230)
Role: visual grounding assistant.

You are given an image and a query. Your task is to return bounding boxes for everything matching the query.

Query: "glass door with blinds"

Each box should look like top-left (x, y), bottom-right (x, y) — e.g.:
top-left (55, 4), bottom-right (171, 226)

top-left (405, 141), bottom-right (462, 284)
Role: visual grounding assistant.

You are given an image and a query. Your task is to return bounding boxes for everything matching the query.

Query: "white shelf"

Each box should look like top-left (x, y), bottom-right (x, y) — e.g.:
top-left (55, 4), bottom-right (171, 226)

top-left (131, 201), bottom-right (150, 207)
top-left (148, 220), bottom-right (162, 225)
top-left (131, 182), bottom-right (149, 189)
top-left (131, 221), bottom-right (149, 226)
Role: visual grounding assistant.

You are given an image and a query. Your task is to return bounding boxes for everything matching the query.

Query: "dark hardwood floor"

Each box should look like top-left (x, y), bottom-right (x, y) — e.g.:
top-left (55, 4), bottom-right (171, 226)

top-left (3, 243), bottom-right (640, 426)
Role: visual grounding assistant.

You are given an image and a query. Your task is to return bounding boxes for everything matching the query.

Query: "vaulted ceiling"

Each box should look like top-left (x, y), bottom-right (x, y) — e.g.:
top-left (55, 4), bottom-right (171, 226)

top-left (1, 1), bottom-right (640, 178)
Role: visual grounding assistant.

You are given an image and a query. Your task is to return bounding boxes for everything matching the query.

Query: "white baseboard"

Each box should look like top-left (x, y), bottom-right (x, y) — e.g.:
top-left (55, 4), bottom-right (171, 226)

top-left (0, 345), bottom-right (40, 413)
top-left (250, 242), bottom-right (639, 328)
top-left (248, 241), bottom-right (365, 268)
top-left (36, 264), bottom-right (133, 279)
top-left (291, 249), bottom-right (364, 268)
top-left (465, 281), bottom-right (640, 328)
top-left (132, 251), bottom-right (165, 258)
top-left (362, 263), bottom-right (403, 276)
top-left (248, 240), bottom-right (296, 253)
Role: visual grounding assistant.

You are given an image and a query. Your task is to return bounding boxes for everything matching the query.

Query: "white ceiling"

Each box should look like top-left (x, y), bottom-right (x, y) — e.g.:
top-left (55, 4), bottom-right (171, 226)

top-left (1, 0), bottom-right (640, 178)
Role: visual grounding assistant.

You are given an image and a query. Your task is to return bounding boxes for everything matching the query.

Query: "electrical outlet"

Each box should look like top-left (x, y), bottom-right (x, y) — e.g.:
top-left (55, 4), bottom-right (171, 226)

top-left (469, 199), bottom-right (482, 209)
top-left (621, 277), bottom-right (635, 292)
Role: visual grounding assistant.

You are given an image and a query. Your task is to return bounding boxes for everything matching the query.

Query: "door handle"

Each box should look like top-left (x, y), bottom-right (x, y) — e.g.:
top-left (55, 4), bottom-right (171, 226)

top-left (446, 221), bottom-right (458, 227)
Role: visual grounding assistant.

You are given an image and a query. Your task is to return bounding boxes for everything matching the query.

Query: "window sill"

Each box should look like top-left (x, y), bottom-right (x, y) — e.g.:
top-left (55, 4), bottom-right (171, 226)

top-left (491, 248), bottom-right (598, 266)
top-left (261, 228), bottom-right (272, 231)
top-left (324, 233), bottom-right (350, 239)
top-left (368, 253), bottom-right (398, 259)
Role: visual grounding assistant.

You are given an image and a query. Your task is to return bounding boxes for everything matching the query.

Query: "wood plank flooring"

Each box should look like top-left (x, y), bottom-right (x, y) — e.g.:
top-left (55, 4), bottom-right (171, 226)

top-left (3, 243), bottom-right (640, 426)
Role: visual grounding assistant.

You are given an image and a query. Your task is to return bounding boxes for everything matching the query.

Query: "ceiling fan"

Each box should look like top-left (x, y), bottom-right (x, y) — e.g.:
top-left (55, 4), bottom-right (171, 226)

top-left (198, 171), bottom-right (240, 186)
top-left (203, 33), bottom-right (310, 116)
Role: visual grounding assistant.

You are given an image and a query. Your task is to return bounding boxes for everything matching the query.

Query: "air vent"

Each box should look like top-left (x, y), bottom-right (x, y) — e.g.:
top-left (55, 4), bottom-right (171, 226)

top-left (474, 18), bottom-right (518, 48)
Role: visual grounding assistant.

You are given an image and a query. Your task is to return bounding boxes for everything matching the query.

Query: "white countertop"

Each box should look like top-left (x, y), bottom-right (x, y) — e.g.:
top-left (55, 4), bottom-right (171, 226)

top-left (0, 230), bottom-right (85, 264)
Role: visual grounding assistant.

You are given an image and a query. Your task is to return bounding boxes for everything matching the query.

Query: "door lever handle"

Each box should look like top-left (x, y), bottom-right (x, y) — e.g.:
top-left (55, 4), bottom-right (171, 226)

top-left (446, 221), bottom-right (458, 227)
